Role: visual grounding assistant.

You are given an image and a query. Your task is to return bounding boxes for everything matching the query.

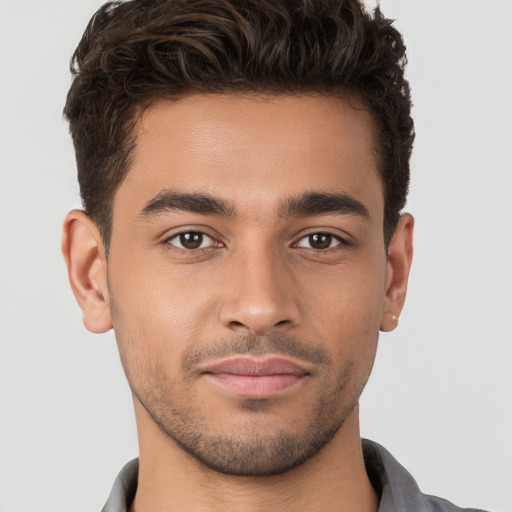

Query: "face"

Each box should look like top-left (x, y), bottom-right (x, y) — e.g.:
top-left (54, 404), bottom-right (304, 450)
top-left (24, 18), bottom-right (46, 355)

top-left (103, 94), bottom-right (396, 475)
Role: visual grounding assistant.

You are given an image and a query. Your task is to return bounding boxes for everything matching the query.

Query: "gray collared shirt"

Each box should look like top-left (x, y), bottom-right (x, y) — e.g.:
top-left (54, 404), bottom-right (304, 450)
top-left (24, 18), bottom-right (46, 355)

top-left (102, 439), bottom-right (489, 512)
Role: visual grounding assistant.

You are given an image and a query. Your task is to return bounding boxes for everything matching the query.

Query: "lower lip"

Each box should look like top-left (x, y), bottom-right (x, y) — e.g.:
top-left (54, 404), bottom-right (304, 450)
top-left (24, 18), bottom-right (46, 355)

top-left (206, 373), bottom-right (305, 398)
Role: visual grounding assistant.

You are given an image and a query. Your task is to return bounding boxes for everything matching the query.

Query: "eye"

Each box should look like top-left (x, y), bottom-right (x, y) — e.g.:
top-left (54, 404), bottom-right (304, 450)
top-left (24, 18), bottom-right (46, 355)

top-left (166, 231), bottom-right (216, 250)
top-left (295, 233), bottom-right (343, 250)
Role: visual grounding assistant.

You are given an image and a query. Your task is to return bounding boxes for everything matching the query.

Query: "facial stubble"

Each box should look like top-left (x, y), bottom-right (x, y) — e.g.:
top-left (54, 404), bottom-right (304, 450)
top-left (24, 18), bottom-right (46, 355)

top-left (123, 332), bottom-right (364, 477)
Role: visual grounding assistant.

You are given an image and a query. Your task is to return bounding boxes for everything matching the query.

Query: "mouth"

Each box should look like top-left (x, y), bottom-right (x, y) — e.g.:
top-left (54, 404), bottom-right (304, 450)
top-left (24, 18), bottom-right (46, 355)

top-left (202, 356), bottom-right (310, 398)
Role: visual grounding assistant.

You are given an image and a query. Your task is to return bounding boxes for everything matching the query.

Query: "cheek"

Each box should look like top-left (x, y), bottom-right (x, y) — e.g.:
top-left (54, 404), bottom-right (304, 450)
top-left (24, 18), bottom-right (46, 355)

top-left (107, 250), bottom-right (232, 387)
top-left (304, 253), bottom-right (386, 325)
top-left (299, 253), bottom-right (386, 365)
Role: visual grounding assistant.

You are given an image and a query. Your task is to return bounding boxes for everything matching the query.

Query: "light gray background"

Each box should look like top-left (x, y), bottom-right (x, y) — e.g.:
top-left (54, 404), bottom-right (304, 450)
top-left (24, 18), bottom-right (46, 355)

top-left (0, 1), bottom-right (511, 511)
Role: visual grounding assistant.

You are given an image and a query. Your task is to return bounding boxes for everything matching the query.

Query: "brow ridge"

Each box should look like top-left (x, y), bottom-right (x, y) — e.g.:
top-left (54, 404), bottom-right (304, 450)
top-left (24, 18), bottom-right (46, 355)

top-left (138, 190), bottom-right (236, 219)
top-left (137, 189), bottom-right (370, 223)
top-left (282, 192), bottom-right (371, 221)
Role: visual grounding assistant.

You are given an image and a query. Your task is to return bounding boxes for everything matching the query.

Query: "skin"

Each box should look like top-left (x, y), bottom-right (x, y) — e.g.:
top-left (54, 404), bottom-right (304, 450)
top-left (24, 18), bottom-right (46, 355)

top-left (62, 93), bottom-right (413, 512)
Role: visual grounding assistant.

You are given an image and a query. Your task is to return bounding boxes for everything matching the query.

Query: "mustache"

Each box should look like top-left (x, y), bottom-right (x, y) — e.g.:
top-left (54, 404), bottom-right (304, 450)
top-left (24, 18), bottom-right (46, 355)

top-left (182, 332), bottom-right (332, 373)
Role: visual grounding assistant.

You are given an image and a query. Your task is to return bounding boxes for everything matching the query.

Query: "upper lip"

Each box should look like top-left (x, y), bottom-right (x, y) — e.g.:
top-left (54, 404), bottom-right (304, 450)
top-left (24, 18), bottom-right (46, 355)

top-left (202, 356), bottom-right (309, 376)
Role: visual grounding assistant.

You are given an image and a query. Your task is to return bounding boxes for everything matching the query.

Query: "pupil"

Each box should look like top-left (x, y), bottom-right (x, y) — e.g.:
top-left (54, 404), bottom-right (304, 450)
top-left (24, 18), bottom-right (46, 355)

top-left (310, 233), bottom-right (331, 249)
top-left (180, 232), bottom-right (203, 249)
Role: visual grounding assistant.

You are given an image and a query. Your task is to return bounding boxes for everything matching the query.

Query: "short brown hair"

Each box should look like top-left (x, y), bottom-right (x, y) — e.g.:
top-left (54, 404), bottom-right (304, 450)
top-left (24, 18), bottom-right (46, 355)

top-left (64, 0), bottom-right (414, 248)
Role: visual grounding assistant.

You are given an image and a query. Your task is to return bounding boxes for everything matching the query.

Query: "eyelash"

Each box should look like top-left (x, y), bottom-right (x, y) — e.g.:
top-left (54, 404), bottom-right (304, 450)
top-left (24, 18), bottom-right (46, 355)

top-left (163, 230), bottom-right (221, 253)
top-left (293, 232), bottom-right (350, 252)
top-left (163, 229), bottom-right (351, 254)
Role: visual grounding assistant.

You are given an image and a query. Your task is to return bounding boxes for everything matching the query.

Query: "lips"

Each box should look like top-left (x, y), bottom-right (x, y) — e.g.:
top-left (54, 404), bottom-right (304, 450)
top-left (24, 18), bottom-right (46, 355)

top-left (205, 357), bottom-right (308, 376)
top-left (203, 357), bottom-right (309, 398)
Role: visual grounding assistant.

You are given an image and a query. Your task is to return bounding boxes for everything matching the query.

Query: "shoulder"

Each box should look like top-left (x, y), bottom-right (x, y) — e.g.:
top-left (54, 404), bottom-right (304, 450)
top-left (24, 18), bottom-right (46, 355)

top-left (362, 439), bottom-right (491, 512)
top-left (102, 459), bottom-right (139, 512)
top-left (423, 494), bottom-right (489, 512)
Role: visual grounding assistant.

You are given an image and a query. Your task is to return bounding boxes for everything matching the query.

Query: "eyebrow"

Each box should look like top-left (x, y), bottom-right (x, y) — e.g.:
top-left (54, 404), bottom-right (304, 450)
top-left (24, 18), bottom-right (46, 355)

top-left (137, 189), bottom-right (370, 223)
top-left (138, 190), bottom-right (236, 219)
top-left (282, 192), bottom-right (371, 221)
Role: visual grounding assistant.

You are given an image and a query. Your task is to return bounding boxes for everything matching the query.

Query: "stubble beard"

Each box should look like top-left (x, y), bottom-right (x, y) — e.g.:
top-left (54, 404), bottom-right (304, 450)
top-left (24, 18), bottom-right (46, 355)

top-left (126, 333), bottom-right (363, 477)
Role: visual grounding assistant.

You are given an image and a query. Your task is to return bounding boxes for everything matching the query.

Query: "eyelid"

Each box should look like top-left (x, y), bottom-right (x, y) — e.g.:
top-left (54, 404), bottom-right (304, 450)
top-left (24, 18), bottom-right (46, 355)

top-left (167, 232), bottom-right (215, 249)
top-left (161, 226), bottom-right (224, 251)
top-left (295, 233), bottom-right (343, 249)
top-left (292, 228), bottom-right (352, 248)
top-left (160, 226), bottom-right (353, 254)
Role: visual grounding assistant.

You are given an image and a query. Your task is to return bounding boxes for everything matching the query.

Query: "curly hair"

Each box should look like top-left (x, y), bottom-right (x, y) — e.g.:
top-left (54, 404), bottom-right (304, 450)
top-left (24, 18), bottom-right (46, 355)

top-left (64, 0), bottom-right (414, 248)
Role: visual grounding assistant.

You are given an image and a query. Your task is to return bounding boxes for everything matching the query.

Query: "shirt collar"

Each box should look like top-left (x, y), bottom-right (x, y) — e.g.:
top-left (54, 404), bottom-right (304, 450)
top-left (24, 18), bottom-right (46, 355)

top-left (362, 438), bottom-right (429, 512)
top-left (102, 439), bottom-right (453, 512)
top-left (101, 458), bottom-right (138, 512)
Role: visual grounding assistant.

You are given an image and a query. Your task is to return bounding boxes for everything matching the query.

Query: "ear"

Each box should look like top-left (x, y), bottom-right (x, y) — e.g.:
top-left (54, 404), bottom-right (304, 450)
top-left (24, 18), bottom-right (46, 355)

top-left (380, 213), bottom-right (414, 332)
top-left (61, 210), bottom-right (112, 334)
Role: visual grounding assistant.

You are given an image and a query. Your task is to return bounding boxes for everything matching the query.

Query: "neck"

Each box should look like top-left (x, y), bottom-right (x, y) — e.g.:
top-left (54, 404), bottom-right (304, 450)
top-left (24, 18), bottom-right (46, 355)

top-left (130, 399), bottom-right (378, 512)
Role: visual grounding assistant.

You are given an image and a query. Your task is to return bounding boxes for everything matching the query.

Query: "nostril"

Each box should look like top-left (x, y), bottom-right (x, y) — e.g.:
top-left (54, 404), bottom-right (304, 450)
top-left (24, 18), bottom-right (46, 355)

top-left (226, 318), bottom-right (291, 335)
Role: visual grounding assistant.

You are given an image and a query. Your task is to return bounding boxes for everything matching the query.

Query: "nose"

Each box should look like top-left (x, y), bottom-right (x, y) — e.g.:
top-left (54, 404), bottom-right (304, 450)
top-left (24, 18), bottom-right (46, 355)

top-left (218, 244), bottom-right (301, 336)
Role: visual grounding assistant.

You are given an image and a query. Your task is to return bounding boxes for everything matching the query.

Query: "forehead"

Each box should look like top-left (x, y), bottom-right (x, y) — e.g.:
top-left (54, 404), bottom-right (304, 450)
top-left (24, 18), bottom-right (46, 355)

top-left (116, 93), bottom-right (383, 220)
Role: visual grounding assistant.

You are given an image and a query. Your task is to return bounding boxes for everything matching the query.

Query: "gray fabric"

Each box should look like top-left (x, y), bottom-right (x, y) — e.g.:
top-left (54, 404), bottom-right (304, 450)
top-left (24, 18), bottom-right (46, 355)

top-left (101, 459), bottom-right (138, 512)
top-left (102, 439), bottom-right (489, 512)
top-left (362, 440), bottom-right (488, 512)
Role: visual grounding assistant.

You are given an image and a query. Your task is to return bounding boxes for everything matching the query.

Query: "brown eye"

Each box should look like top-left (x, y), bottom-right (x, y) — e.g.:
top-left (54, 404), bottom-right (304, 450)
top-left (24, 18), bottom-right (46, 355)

top-left (309, 234), bottom-right (332, 249)
top-left (180, 232), bottom-right (203, 249)
top-left (168, 231), bottom-right (213, 250)
top-left (296, 233), bottom-right (342, 250)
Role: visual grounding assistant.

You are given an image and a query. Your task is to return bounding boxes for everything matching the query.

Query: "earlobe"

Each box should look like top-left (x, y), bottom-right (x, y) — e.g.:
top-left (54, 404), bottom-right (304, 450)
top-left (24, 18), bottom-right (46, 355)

top-left (380, 213), bottom-right (414, 332)
top-left (61, 210), bottom-right (113, 334)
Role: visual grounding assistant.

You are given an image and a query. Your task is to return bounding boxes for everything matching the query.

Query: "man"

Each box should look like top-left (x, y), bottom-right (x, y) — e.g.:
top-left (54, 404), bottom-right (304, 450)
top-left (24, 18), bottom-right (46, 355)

top-left (61, 0), bottom-right (489, 511)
